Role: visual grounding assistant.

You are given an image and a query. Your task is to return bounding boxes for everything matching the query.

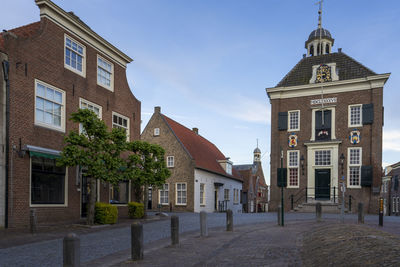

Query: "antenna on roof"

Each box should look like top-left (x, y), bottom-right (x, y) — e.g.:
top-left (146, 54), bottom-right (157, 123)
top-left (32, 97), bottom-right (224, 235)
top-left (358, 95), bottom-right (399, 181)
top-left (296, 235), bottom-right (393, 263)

top-left (316, 0), bottom-right (323, 55)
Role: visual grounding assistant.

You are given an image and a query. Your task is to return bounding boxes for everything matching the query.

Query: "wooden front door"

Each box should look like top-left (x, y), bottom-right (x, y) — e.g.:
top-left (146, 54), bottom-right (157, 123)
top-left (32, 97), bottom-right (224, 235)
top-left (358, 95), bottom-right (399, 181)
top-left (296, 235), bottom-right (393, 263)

top-left (315, 169), bottom-right (330, 200)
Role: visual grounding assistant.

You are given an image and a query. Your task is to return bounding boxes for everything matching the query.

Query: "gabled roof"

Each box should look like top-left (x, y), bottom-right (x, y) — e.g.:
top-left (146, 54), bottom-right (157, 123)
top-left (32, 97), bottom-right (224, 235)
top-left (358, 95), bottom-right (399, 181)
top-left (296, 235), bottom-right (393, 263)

top-left (162, 115), bottom-right (242, 182)
top-left (276, 52), bottom-right (377, 88)
top-left (0, 21), bottom-right (41, 51)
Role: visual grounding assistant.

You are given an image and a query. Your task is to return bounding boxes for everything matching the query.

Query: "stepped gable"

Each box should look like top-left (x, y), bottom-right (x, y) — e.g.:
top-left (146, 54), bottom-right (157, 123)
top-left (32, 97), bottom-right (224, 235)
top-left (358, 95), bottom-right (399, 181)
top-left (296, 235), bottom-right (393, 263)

top-left (0, 21), bottom-right (41, 51)
top-left (276, 52), bottom-right (377, 88)
top-left (162, 115), bottom-right (242, 182)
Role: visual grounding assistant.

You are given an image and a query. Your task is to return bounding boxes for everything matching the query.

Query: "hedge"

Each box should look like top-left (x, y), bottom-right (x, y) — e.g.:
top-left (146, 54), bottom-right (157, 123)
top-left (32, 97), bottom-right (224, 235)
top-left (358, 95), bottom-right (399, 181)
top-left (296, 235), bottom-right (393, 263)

top-left (95, 202), bottom-right (118, 224)
top-left (128, 202), bottom-right (144, 219)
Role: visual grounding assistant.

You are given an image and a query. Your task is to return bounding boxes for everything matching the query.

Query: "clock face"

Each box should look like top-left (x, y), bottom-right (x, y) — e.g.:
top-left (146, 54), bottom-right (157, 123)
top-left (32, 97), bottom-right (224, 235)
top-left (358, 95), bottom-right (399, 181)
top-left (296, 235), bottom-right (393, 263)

top-left (316, 64), bottom-right (332, 83)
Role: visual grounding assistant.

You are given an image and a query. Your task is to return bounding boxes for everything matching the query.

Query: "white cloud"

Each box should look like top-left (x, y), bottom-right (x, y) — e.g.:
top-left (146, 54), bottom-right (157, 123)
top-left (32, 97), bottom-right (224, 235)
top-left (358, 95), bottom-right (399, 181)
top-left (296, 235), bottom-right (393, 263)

top-left (383, 130), bottom-right (400, 152)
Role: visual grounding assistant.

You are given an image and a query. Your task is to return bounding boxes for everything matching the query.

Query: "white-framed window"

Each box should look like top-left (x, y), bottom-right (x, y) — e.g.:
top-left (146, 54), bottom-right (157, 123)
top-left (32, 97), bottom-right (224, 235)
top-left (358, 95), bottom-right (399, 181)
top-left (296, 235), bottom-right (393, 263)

top-left (176, 183), bottom-right (187, 205)
top-left (154, 128), bottom-right (160, 136)
top-left (159, 183), bottom-right (169, 205)
top-left (167, 156), bottom-right (174, 168)
top-left (348, 147), bottom-right (362, 187)
top-left (109, 181), bottom-right (130, 205)
top-left (200, 183), bottom-right (205, 205)
top-left (97, 55), bottom-right (114, 91)
top-left (226, 163), bottom-right (232, 175)
top-left (348, 104), bottom-right (362, 127)
top-left (64, 35), bottom-right (85, 77)
top-left (112, 112), bottom-right (130, 141)
top-left (233, 189), bottom-right (239, 204)
top-left (79, 98), bottom-right (102, 133)
top-left (224, 189), bottom-right (230, 201)
top-left (35, 79), bottom-right (66, 132)
top-left (30, 155), bottom-right (67, 206)
top-left (288, 110), bottom-right (300, 131)
top-left (287, 150), bottom-right (299, 187)
top-left (315, 150), bottom-right (331, 166)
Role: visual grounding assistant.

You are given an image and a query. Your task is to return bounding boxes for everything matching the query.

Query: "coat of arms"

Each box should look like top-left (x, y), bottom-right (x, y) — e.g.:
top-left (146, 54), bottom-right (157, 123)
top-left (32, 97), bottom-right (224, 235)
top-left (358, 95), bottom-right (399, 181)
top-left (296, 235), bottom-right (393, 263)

top-left (288, 134), bottom-right (298, 148)
top-left (349, 130), bottom-right (361, 144)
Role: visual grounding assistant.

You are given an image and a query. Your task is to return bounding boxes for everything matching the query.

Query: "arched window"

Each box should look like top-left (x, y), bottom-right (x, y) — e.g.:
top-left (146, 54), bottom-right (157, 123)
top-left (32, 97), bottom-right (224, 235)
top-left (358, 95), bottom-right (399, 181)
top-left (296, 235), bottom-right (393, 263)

top-left (310, 45), bottom-right (314, 56)
top-left (317, 44), bottom-right (321, 55)
top-left (326, 44), bottom-right (330, 54)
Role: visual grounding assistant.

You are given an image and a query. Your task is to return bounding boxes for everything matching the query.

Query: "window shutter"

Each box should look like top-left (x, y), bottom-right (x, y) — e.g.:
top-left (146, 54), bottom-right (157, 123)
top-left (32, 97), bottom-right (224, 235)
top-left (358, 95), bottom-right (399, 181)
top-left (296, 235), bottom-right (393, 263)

top-left (315, 111), bottom-right (322, 129)
top-left (362, 103), bottom-right (374, 124)
top-left (278, 112), bottom-right (288, 131)
top-left (277, 168), bottom-right (287, 187)
top-left (361, 165), bottom-right (372, 187)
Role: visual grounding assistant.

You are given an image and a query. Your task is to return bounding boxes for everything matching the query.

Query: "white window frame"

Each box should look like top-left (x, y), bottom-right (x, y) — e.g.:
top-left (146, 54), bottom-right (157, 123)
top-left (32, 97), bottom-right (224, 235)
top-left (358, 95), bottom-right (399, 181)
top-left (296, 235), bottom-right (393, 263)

top-left (154, 128), bottom-right (160, 136)
top-left (288, 110), bottom-right (300, 131)
top-left (159, 183), bottom-right (169, 205)
top-left (175, 183), bottom-right (187, 205)
top-left (112, 111), bottom-right (130, 141)
top-left (348, 104), bottom-right (362, 127)
top-left (287, 150), bottom-right (299, 188)
top-left (347, 147), bottom-right (362, 188)
top-left (311, 107), bottom-right (336, 141)
top-left (314, 150), bottom-right (331, 166)
top-left (97, 55), bottom-right (114, 91)
top-left (167, 156), bottom-right (174, 168)
top-left (79, 98), bottom-right (102, 133)
top-left (29, 156), bottom-right (68, 207)
top-left (64, 34), bottom-right (86, 77)
top-left (34, 79), bottom-right (66, 132)
top-left (200, 183), bottom-right (205, 205)
top-left (224, 189), bottom-right (230, 201)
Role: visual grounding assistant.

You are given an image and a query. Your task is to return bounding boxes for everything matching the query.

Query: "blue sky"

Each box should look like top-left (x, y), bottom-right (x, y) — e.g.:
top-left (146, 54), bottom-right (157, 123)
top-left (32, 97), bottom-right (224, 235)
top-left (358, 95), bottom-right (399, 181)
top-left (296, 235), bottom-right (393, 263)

top-left (2, 0), bottom-right (400, 184)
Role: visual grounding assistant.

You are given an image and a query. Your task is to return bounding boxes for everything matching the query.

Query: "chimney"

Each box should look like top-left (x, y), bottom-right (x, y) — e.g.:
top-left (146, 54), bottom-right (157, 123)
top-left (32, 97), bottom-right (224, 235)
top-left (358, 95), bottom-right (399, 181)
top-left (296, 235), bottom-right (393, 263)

top-left (154, 106), bottom-right (161, 113)
top-left (338, 48), bottom-right (342, 53)
top-left (192, 128), bottom-right (198, 134)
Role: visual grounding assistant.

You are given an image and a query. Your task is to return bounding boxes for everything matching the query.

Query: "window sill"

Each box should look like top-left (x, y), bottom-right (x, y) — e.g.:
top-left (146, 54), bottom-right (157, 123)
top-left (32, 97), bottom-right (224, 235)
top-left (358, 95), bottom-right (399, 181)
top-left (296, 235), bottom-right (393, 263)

top-left (30, 203), bottom-right (67, 208)
top-left (159, 203), bottom-right (169, 206)
top-left (34, 122), bottom-right (65, 133)
top-left (175, 204), bottom-right (187, 206)
top-left (348, 186), bottom-right (362, 189)
top-left (110, 203), bottom-right (128, 206)
top-left (287, 129), bottom-right (300, 132)
top-left (200, 204), bottom-right (206, 207)
top-left (348, 125), bottom-right (362, 128)
top-left (97, 82), bottom-right (114, 92)
top-left (64, 64), bottom-right (86, 78)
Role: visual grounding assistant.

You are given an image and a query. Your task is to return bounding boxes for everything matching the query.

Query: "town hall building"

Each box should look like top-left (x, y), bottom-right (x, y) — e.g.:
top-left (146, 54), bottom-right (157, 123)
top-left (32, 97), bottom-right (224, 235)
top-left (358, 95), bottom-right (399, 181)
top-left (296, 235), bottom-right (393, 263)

top-left (267, 5), bottom-right (390, 213)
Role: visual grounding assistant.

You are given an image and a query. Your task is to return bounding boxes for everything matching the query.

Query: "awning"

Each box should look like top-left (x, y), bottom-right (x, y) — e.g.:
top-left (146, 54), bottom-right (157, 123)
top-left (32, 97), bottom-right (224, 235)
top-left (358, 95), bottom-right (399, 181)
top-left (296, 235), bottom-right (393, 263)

top-left (25, 145), bottom-right (61, 159)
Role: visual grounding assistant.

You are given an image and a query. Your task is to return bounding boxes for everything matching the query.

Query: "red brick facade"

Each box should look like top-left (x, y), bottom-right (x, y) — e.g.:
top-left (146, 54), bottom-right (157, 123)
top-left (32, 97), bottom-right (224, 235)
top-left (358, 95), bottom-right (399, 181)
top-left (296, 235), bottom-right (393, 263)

top-left (0, 1), bottom-right (140, 228)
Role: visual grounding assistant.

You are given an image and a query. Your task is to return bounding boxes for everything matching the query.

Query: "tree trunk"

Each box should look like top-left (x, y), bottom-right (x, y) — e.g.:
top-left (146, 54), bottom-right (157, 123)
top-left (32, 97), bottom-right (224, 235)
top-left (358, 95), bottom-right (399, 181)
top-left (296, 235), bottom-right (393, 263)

top-left (87, 178), bottom-right (97, 225)
top-left (143, 184), bottom-right (148, 218)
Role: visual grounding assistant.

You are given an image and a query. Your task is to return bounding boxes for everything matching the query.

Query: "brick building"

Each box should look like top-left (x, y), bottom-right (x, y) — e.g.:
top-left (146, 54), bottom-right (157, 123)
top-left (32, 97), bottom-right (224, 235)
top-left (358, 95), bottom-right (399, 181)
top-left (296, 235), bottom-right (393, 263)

top-left (266, 7), bottom-right (390, 213)
top-left (381, 162), bottom-right (400, 216)
top-left (141, 107), bottom-right (243, 213)
top-left (0, 0), bottom-right (140, 228)
top-left (234, 147), bottom-right (268, 212)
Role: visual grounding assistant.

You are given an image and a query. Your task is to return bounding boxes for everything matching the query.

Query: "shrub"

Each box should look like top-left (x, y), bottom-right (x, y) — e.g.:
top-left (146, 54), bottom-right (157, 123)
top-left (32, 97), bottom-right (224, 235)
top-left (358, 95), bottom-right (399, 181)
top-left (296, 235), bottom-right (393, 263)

top-left (95, 202), bottom-right (118, 224)
top-left (128, 202), bottom-right (144, 219)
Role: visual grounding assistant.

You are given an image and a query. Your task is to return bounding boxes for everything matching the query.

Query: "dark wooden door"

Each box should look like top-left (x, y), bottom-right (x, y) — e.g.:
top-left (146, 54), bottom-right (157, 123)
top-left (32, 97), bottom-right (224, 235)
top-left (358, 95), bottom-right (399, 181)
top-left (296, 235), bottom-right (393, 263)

top-left (315, 169), bottom-right (330, 199)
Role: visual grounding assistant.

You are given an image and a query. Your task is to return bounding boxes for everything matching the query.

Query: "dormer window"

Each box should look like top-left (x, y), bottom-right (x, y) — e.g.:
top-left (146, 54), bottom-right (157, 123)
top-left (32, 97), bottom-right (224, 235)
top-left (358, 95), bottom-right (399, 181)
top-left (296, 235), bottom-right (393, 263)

top-left (226, 162), bottom-right (232, 175)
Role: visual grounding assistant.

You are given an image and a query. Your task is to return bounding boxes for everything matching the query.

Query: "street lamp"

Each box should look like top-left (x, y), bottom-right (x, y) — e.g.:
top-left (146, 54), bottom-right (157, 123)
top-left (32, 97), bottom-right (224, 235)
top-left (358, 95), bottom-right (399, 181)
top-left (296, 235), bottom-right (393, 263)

top-left (340, 153), bottom-right (345, 175)
top-left (300, 155), bottom-right (305, 175)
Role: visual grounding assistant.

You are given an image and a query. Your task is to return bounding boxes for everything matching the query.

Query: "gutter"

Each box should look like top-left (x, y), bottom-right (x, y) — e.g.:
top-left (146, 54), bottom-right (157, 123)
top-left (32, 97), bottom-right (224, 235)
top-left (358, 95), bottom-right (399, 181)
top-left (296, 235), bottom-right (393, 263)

top-left (2, 60), bottom-right (9, 228)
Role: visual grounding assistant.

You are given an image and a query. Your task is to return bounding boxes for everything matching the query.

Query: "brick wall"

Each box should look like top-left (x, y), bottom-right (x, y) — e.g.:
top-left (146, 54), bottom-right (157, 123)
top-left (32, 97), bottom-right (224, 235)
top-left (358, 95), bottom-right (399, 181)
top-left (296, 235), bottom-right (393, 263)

top-left (141, 110), bottom-right (195, 212)
top-left (3, 17), bottom-right (140, 228)
top-left (269, 87), bottom-right (383, 214)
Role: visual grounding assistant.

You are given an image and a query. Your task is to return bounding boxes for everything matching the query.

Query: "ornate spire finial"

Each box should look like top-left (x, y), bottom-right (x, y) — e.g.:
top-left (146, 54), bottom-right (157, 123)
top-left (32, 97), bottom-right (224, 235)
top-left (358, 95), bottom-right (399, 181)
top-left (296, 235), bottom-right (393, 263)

top-left (316, 0), bottom-right (323, 29)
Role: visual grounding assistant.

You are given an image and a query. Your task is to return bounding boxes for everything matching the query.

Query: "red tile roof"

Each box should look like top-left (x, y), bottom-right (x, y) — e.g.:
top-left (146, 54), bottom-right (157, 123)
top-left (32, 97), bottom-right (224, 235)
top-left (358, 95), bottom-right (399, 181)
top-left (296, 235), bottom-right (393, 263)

top-left (0, 21), bottom-right (41, 51)
top-left (162, 115), bottom-right (242, 182)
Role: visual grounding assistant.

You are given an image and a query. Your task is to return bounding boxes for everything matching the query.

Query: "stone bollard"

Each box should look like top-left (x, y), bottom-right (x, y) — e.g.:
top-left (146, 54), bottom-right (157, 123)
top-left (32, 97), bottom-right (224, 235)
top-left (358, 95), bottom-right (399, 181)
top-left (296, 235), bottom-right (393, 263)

top-left (277, 205), bottom-right (282, 226)
top-left (200, 211), bottom-right (208, 237)
top-left (63, 233), bottom-right (80, 267)
top-left (171, 216), bottom-right (179, 245)
top-left (30, 209), bottom-right (37, 234)
top-left (226, 209), bottom-right (233, 231)
top-left (358, 202), bottom-right (364, 224)
top-left (316, 202), bottom-right (322, 222)
top-left (131, 223), bottom-right (143, 261)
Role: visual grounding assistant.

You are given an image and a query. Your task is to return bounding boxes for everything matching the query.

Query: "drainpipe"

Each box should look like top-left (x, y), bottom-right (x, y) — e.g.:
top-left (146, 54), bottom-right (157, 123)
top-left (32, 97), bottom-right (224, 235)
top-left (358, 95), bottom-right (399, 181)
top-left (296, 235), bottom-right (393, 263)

top-left (2, 60), bottom-right (10, 228)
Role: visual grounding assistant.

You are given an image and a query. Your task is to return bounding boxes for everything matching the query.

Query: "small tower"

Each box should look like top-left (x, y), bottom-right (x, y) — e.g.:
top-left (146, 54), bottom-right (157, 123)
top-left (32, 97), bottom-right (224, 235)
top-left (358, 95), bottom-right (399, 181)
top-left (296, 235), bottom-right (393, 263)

top-left (305, 0), bottom-right (334, 56)
top-left (253, 147), bottom-right (261, 163)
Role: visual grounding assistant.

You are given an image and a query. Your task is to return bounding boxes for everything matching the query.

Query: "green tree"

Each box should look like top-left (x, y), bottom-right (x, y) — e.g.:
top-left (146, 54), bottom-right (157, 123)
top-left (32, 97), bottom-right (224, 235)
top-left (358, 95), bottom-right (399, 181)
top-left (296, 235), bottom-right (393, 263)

top-left (124, 141), bottom-right (171, 217)
top-left (57, 109), bottom-right (127, 225)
